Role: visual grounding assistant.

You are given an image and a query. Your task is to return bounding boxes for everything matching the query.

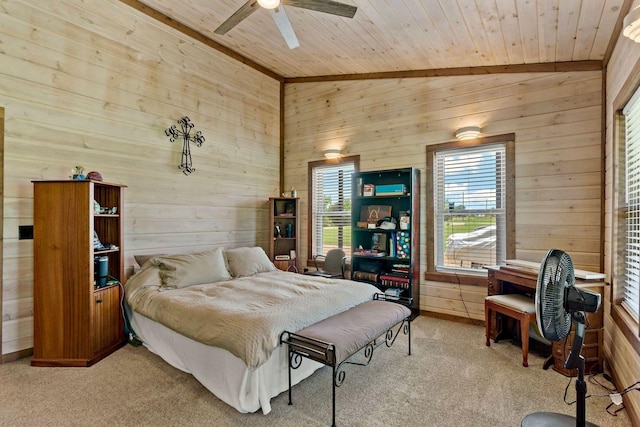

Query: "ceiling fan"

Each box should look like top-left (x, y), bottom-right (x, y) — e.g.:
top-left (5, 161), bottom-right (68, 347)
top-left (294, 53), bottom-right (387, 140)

top-left (214, 0), bottom-right (357, 49)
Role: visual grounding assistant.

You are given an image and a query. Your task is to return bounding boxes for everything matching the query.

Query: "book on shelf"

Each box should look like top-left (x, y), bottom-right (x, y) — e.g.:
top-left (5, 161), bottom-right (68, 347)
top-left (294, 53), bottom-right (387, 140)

top-left (375, 192), bottom-right (405, 196)
top-left (352, 271), bottom-right (379, 282)
top-left (383, 271), bottom-right (409, 280)
top-left (353, 250), bottom-right (386, 257)
top-left (375, 184), bottom-right (406, 196)
top-left (389, 232), bottom-right (397, 257)
top-left (391, 264), bottom-right (409, 274)
top-left (380, 274), bottom-right (410, 283)
top-left (379, 275), bottom-right (410, 288)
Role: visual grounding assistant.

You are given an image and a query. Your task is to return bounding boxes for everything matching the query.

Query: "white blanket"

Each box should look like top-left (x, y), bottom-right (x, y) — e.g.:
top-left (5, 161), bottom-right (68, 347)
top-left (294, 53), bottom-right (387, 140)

top-left (125, 268), bottom-right (378, 368)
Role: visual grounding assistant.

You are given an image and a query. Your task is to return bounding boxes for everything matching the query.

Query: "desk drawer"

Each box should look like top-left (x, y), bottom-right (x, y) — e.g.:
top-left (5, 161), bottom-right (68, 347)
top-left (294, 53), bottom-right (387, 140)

top-left (552, 328), bottom-right (602, 377)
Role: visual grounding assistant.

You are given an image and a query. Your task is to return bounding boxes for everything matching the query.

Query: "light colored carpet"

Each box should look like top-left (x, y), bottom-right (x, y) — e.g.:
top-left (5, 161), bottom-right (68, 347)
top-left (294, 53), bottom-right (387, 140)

top-left (0, 316), bottom-right (632, 426)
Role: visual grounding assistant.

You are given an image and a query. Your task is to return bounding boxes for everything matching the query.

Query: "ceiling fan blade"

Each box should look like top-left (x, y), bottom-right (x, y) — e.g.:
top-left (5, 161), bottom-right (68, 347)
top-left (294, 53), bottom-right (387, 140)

top-left (283, 0), bottom-right (357, 18)
top-left (270, 7), bottom-right (300, 49)
top-left (214, 0), bottom-right (260, 35)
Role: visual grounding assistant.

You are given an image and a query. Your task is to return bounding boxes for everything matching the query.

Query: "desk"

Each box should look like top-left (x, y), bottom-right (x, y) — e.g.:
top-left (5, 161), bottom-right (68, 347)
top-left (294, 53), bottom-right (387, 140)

top-left (486, 264), bottom-right (605, 377)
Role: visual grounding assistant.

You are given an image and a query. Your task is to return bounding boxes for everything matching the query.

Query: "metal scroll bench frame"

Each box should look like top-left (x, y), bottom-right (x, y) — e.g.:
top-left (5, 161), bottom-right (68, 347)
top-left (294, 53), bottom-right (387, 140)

top-left (279, 294), bottom-right (413, 426)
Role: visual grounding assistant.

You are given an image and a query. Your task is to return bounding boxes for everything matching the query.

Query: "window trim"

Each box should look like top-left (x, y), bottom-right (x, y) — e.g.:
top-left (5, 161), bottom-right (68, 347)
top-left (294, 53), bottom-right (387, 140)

top-left (307, 155), bottom-right (360, 266)
top-left (609, 55), bottom-right (640, 355)
top-left (612, 105), bottom-right (640, 353)
top-left (425, 134), bottom-right (516, 285)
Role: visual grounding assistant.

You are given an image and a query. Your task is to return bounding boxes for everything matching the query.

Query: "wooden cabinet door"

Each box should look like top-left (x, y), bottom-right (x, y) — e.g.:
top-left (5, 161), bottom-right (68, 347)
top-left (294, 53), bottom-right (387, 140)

top-left (92, 285), bottom-right (123, 354)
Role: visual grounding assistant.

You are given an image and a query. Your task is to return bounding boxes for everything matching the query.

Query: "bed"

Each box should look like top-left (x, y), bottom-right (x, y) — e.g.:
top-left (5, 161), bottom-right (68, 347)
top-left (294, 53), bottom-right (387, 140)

top-left (124, 246), bottom-right (379, 414)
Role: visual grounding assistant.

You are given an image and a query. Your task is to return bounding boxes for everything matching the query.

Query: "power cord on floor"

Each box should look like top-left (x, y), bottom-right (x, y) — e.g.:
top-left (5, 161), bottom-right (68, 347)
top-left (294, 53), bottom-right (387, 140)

top-left (116, 281), bottom-right (143, 347)
top-left (589, 379), bottom-right (640, 417)
top-left (561, 370), bottom-right (639, 418)
top-left (453, 271), bottom-right (473, 320)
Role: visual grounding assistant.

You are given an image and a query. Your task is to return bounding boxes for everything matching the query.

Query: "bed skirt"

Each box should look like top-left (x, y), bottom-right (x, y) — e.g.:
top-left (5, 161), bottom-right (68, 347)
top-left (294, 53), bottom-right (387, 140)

top-left (127, 306), bottom-right (323, 414)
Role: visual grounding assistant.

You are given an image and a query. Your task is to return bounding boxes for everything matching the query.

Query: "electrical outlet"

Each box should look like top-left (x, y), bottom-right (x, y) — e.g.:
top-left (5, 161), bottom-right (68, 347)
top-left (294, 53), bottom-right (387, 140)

top-left (18, 225), bottom-right (34, 240)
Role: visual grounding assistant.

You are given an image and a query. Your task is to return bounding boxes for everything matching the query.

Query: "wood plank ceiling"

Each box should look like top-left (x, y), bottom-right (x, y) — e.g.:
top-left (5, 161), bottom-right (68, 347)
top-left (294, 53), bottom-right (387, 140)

top-left (130, 0), bottom-right (628, 79)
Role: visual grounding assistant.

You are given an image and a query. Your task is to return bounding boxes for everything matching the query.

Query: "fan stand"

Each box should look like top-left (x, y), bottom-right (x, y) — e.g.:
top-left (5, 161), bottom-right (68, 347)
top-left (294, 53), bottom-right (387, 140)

top-left (521, 321), bottom-right (599, 427)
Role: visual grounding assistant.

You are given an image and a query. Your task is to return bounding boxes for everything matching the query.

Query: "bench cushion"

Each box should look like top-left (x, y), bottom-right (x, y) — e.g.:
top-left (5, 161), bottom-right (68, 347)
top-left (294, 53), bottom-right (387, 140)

top-left (485, 293), bottom-right (535, 313)
top-left (294, 300), bottom-right (411, 365)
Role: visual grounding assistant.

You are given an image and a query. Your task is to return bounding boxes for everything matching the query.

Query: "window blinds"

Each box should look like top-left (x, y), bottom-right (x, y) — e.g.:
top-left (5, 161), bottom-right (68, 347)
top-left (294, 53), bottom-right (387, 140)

top-left (433, 144), bottom-right (506, 270)
top-left (311, 161), bottom-right (355, 256)
top-left (622, 91), bottom-right (640, 322)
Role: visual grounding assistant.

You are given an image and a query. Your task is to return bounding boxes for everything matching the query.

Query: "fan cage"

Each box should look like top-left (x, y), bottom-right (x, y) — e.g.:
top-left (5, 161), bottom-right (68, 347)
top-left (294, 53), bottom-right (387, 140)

top-left (536, 249), bottom-right (574, 342)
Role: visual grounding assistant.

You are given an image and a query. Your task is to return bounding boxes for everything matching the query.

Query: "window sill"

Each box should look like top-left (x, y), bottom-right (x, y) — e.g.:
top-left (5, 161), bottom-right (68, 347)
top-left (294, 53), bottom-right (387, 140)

top-left (425, 271), bottom-right (487, 287)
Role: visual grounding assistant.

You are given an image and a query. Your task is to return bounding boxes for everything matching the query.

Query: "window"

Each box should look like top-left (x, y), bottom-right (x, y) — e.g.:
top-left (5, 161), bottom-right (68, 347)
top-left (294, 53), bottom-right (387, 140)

top-left (308, 156), bottom-right (359, 259)
top-left (617, 89), bottom-right (640, 323)
top-left (426, 134), bottom-right (515, 281)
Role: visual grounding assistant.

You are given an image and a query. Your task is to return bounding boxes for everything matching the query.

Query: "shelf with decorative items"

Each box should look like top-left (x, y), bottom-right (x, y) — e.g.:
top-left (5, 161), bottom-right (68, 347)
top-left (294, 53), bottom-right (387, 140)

top-left (350, 168), bottom-right (420, 315)
top-left (269, 197), bottom-right (299, 272)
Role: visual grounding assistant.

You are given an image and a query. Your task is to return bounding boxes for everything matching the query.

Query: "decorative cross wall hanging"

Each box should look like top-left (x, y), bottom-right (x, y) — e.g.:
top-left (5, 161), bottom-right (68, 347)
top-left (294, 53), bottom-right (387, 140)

top-left (165, 116), bottom-right (205, 175)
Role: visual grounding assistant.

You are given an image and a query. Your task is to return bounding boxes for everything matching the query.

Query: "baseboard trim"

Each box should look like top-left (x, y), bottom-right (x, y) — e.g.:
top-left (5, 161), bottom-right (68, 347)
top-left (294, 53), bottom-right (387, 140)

top-left (420, 309), bottom-right (485, 326)
top-left (2, 347), bottom-right (33, 363)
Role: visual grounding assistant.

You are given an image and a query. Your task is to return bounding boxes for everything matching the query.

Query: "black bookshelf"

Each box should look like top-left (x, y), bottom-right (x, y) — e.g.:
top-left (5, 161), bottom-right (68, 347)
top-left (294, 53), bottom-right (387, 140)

top-left (351, 167), bottom-right (420, 314)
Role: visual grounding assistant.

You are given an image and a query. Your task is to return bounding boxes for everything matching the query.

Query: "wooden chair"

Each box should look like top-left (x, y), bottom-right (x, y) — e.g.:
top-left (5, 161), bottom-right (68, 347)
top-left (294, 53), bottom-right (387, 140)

top-left (485, 293), bottom-right (536, 367)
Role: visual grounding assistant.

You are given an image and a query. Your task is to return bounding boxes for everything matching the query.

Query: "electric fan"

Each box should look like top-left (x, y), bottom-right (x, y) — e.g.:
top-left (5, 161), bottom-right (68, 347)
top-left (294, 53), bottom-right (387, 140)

top-left (522, 249), bottom-right (601, 427)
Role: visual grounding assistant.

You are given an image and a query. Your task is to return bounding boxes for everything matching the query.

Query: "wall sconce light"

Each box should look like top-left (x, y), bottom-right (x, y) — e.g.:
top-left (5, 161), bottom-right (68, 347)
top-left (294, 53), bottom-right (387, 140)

top-left (624, 5), bottom-right (640, 43)
top-left (455, 126), bottom-right (481, 141)
top-left (324, 148), bottom-right (342, 159)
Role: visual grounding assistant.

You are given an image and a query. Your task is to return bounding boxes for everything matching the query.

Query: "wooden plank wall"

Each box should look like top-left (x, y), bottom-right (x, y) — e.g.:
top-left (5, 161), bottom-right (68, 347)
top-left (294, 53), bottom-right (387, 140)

top-left (0, 0), bottom-right (281, 355)
top-left (284, 71), bottom-right (603, 322)
top-left (604, 31), bottom-right (640, 423)
top-left (0, 106), bottom-right (4, 352)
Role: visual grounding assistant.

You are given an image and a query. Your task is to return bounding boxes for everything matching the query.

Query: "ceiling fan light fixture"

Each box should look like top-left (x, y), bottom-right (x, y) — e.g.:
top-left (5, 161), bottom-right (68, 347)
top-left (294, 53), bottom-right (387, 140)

top-left (216, 0), bottom-right (357, 48)
top-left (455, 126), bottom-right (481, 141)
top-left (257, 0), bottom-right (280, 9)
top-left (624, 6), bottom-right (640, 43)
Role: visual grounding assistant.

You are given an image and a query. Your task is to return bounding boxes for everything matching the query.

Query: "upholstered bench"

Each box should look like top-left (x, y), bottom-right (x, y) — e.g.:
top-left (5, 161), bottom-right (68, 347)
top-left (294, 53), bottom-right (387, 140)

top-left (280, 295), bottom-right (412, 426)
top-left (485, 293), bottom-right (536, 367)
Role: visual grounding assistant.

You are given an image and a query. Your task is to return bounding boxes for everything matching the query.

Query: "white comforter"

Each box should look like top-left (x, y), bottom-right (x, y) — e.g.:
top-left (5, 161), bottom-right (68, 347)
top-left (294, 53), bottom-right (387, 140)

top-left (125, 267), bottom-right (378, 368)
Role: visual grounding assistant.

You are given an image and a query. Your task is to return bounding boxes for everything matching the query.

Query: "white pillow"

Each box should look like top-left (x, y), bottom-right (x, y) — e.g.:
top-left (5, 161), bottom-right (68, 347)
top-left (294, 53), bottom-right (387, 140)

top-left (134, 253), bottom-right (165, 267)
top-left (152, 248), bottom-right (231, 288)
top-left (225, 247), bottom-right (276, 277)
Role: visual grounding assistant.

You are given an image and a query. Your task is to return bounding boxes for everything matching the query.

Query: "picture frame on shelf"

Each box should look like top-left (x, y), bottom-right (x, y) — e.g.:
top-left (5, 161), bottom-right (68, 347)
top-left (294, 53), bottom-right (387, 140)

top-left (363, 183), bottom-right (375, 196)
top-left (372, 232), bottom-right (387, 253)
top-left (399, 211), bottom-right (410, 230)
top-left (284, 202), bottom-right (295, 215)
